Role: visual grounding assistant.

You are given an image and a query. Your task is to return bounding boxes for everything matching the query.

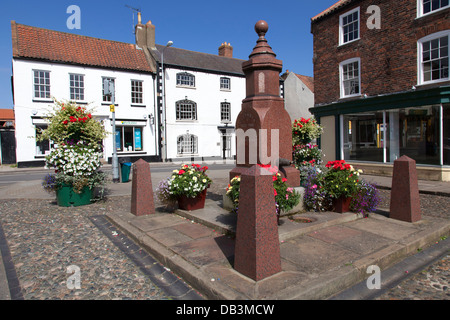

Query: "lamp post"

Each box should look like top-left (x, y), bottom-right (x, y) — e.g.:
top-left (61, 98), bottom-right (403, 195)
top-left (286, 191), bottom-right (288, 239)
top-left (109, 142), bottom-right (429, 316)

top-left (104, 78), bottom-right (119, 183)
top-left (161, 40), bottom-right (173, 162)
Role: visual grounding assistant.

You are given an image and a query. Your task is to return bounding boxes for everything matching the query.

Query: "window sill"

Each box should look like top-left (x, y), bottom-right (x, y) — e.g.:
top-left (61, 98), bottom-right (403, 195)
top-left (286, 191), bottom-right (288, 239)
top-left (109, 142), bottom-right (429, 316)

top-left (338, 38), bottom-right (360, 48)
top-left (417, 78), bottom-right (450, 87)
top-left (220, 89), bottom-right (231, 92)
top-left (117, 151), bottom-right (146, 155)
top-left (131, 104), bottom-right (146, 108)
top-left (101, 103), bottom-right (119, 106)
top-left (176, 85), bottom-right (196, 90)
top-left (176, 154), bottom-right (199, 157)
top-left (176, 119), bottom-right (198, 122)
top-left (339, 94), bottom-right (362, 100)
top-left (416, 6), bottom-right (450, 19)
top-left (71, 101), bottom-right (88, 105)
top-left (32, 99), bottom-right (53, 103)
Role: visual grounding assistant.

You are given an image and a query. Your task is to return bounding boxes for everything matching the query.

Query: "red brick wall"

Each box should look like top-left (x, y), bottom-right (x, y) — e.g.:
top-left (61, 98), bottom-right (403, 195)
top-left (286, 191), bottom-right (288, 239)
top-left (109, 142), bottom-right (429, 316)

top-left (311, 0), bottom-right (450, 106)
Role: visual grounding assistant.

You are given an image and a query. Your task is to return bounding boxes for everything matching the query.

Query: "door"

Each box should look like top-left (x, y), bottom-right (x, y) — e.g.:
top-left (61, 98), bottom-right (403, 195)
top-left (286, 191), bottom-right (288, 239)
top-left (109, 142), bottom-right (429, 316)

top-left (0, 130), bottom-right (16, 164)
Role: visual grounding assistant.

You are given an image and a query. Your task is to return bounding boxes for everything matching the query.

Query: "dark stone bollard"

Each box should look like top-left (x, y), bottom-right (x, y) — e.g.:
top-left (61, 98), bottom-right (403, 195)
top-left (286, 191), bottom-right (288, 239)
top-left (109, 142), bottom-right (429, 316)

top-left (390, 155), bottom-right (421, 222)
top-left (131, 159), bottom-right (155, 216)
top-left (234, 165), bottom-right (282, 281)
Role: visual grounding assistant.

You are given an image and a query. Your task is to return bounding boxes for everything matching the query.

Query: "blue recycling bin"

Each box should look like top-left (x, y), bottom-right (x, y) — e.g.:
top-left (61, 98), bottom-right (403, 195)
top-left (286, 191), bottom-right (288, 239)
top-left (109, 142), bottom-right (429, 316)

top-left (121, 162), bottom-right (132, 182)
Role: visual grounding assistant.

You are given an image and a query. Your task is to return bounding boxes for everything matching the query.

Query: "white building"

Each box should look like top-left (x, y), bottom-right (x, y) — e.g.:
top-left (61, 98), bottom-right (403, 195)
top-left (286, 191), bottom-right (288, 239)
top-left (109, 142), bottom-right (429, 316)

top-left (281, 71), bottom-right (314, 121)
top-left (155, 44), bottom-right (246, 162)
top-left (10, 18), bottom-right (247, 167)
top-left (134, 17), bottom-right (246, 163)
top-left (11, 21), bottom-right (158, 167)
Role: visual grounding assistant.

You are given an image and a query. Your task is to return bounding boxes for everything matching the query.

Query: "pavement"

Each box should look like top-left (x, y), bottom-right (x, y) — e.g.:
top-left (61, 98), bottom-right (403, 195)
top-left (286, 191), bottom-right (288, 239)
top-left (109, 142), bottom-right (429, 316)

top-left (0, 163), bottom-right (449, 300)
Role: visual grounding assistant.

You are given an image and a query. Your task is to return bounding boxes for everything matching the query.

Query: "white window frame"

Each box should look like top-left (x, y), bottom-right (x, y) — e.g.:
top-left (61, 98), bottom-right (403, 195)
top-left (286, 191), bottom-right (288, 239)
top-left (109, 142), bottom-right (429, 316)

top-left (102, 77), bottom-right (115, 103)
top-left (220, 77), bottom-right (231, 91)
top-left (176, 100), bottom-right (197, 121)
top-left (417, 0), bottom-right (450, 18)
top-left (33, 70), bottom-right (51, 100)
top-left (176, 72), bottom-right (195, 88)
top-left (220, 102), bottom-right (231, 123)
top-left (69, 73), bottom-right (85, 102)
top-left (131, 80), bottom-right (144, 105)
top-left (339, 57), bottom-right (361, 98)
top-left (339, 7), bottom-right (360, 46)
top-left (417, 30), bottom-right (450, 85)
top-left (177, 134), bottom-right (198, 155)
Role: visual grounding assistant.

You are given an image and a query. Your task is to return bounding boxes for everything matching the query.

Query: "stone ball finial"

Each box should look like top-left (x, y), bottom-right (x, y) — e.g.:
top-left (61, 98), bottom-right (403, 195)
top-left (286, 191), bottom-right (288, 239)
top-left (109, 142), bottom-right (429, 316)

top-left (255, 20), bottom-right (269, 38)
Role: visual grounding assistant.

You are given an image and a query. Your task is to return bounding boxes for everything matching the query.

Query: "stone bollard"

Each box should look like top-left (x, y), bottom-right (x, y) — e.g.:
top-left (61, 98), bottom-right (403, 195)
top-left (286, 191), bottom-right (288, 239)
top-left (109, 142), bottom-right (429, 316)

top-left (390, 155), bottom-right (421, 222)
top-left (234, 165), bottom-right (282, 281)
top-left (131, 159), bottom-right (155, 216)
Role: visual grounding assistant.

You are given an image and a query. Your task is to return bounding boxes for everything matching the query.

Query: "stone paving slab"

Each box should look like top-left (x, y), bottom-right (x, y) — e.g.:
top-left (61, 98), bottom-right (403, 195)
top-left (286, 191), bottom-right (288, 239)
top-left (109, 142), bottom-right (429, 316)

top-left (106, 202), bottom-right (450, 300)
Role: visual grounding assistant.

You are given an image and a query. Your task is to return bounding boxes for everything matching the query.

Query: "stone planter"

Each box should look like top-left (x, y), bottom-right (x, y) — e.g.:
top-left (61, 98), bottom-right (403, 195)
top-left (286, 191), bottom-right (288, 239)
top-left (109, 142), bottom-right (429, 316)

top-left (56, 184), bottom-right (92, 207)
top-left (177, 188), bottom-right (207, 211)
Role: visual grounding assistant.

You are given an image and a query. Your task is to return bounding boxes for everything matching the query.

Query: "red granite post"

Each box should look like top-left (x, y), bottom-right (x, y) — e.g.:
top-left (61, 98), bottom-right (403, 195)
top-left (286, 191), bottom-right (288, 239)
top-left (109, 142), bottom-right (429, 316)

top-left (390, 155), bottom-right (421, 222)
top-left (234, 165), bottom-right (282, 281)
top-left (229, 20), bottom-right (300, 187)
top-left (131, 159), bottom-right (155, 216)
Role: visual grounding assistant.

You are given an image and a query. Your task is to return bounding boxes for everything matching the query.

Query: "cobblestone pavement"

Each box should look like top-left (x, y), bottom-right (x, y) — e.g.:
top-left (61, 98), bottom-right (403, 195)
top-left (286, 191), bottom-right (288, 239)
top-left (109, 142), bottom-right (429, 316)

top-left (0, 195), bottom-right (203, 300)
top-left (373, 189), bottom-right (449, 300)
top-left (0, 184), bottom-right (448, 300)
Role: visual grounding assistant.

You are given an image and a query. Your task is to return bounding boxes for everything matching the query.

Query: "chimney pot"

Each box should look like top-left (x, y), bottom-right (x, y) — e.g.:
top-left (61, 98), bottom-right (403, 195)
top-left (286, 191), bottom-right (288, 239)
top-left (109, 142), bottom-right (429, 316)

top-left (219, 42), bottom-right (233, 58)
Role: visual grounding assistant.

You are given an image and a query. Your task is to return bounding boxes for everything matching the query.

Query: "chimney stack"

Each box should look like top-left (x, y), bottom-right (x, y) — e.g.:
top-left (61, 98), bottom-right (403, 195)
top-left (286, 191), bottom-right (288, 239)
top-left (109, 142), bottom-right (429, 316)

top-left (135, 14), bottom-right (156, 50)
top-left (219, 42), bottom-right (233, 58)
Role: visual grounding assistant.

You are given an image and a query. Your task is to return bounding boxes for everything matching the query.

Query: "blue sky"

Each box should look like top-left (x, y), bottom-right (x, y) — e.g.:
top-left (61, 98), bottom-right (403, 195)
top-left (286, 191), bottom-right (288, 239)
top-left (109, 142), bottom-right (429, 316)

top-left (0, 0), bottom-right (338, 109)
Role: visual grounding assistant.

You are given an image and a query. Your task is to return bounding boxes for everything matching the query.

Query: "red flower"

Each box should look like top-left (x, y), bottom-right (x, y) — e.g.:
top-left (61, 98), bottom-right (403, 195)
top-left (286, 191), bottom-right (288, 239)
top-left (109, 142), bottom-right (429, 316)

top-left (88, 114), bottom-right (92, 119)
top-left (178, 169), bottom-right (185, 175)
top-left (272, 175), bottom-right (277, 182)
top-left (63, 120), bottom-right (68, 125)
top-left (273, 189), bottom-right (277, 196)
top-left (282, 178), bottom-right (288, 182)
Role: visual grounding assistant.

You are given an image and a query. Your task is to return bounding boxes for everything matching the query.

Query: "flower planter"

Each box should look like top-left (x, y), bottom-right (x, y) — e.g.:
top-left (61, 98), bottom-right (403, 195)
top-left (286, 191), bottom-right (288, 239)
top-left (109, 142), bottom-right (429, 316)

top-left (56, 184), bottom-right (92, 207)
top-left (177, 188), bottom-right (207, 211)
top-left (333, 196), bottom-right (352, 213)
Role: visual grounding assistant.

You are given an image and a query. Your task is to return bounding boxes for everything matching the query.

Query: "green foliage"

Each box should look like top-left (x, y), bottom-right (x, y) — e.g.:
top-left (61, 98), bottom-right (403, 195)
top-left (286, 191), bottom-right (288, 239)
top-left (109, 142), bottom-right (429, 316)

top-left (167, 164), bottom-right (212, 198)
top-left (38, 98), bottom-right (109, 149)
top-left (323, 160), bottom-right (361, 199)
top-left (226, 164), bottom-right (301, 215)
top-left (292, 117), bottom-right (324, 145)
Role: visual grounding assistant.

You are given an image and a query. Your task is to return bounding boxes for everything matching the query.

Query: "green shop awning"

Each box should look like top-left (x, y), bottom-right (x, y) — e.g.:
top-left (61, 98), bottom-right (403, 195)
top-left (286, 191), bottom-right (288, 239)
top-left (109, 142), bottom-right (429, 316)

top-left (309, 85), bottom-right (450, 118)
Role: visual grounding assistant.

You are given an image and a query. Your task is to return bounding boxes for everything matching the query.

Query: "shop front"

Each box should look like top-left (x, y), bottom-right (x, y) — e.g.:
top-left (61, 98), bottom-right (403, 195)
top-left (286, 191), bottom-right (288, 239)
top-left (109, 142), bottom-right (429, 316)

top-left (311, 86), bottom-right (450, 181)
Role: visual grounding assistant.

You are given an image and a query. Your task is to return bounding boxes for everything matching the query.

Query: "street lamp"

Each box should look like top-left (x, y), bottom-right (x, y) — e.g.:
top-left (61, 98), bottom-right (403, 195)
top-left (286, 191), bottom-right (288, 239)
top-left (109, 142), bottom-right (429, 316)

top-left (161, 40), bottom-right (173, 162)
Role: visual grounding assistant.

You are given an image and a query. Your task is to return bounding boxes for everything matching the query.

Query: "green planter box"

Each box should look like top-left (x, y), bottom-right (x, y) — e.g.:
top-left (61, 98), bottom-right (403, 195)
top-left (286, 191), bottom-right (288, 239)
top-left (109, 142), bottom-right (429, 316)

top-left (56, 184), bottom-right (93, 207)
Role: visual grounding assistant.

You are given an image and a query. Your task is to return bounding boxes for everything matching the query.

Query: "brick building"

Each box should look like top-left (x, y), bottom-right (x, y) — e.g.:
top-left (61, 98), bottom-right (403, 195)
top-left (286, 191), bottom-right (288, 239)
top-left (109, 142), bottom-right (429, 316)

top-left (310, 0), bottom-right (450, 180)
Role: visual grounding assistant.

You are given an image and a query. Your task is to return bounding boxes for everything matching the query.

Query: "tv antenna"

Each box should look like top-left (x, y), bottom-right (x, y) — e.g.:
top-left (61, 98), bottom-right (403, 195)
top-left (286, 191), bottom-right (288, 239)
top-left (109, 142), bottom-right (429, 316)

top-left (125, 5), bottom-right (141, 34)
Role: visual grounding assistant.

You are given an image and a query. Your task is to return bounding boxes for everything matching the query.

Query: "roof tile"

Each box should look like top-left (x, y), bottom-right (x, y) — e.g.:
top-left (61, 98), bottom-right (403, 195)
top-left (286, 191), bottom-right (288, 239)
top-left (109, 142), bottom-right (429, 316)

top-left (12, 22), bottom-right (153, 73)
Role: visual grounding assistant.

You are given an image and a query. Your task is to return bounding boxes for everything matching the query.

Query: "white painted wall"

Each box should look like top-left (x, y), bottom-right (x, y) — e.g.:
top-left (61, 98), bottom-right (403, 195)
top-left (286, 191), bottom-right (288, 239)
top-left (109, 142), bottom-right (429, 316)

top-left (12, 59), bottom-right (157, 165)
top-left (283, 73), bottom-right (314, 122)
top-left (163, 67), bottom-right (245, 161)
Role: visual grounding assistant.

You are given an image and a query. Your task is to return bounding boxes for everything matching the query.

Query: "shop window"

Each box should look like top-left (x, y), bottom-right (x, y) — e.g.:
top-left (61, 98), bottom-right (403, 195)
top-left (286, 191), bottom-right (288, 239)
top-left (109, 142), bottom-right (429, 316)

top-left (115, 126), bottom-right (143, 152)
